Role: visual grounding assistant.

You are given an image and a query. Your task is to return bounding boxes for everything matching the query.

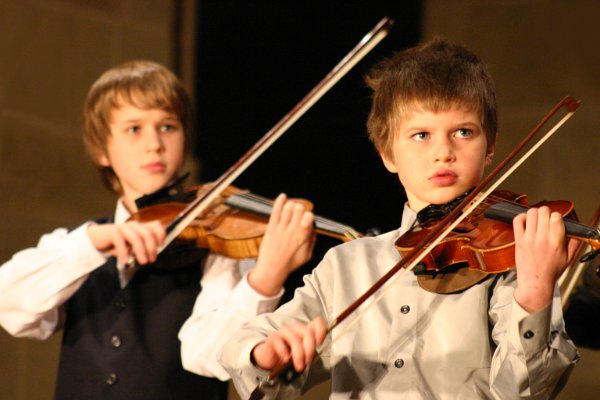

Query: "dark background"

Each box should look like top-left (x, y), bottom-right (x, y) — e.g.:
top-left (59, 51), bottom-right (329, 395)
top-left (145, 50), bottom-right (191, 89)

top-left (194, 2), bottom-right (421, 298)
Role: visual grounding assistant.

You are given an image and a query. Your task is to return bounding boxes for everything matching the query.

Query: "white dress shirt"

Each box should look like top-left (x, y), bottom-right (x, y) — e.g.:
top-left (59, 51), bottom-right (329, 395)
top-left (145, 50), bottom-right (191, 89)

top-left (0, 200), bottom-right (283, 380)
top-left (219, 204), bottom-right (579, 399)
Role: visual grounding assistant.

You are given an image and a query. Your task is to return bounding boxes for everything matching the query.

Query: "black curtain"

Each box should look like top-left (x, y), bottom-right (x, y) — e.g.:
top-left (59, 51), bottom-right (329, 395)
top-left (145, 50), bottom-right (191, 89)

top-left (195, 2), bottom-right (422, 300)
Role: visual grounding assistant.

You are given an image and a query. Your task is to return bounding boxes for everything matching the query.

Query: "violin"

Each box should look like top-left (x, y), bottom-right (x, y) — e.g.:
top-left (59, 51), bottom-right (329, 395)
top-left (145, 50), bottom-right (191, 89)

top-left (129, 184), bottom-right (362, 259)
top-left (396, 189), bottom-right (600, 294)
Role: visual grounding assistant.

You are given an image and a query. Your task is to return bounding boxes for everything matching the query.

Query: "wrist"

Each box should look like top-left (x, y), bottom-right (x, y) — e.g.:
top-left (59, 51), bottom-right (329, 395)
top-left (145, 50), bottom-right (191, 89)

top-left (248, 269), bottom-right (285, 297)
top-left (86, 223), bottom-right (105, 251)
top-left (514, 285), bottom-right (553, 313)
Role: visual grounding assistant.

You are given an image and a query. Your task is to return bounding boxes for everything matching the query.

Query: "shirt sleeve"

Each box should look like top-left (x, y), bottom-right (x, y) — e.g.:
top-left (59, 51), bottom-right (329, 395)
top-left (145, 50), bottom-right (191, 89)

top-left (218, 251), bottom-right (335, 399)
top-left (488, 272), bottom-right (579, 400)
top-left (0, 223), bottom-right (107, 339)
top-left (178, 253), bottom-right (283, 381)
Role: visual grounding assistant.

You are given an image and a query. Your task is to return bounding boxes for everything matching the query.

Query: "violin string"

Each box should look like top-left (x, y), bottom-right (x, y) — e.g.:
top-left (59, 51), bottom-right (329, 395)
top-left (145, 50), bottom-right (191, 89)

top-left (233, 192), bottom-right (355, 236)
top-left (488, 201), bottom-right (600, 239)
top-left (239, 193), bottom-right (355, 235)
top-left (239, 193), bottom-right (344, 230)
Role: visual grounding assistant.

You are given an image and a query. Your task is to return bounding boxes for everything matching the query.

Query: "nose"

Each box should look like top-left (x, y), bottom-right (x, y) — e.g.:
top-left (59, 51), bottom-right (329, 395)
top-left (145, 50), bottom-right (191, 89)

top-left (433, 136), bottom-right (455, 163)
top-left (144, 128), bottom-right (164, 153)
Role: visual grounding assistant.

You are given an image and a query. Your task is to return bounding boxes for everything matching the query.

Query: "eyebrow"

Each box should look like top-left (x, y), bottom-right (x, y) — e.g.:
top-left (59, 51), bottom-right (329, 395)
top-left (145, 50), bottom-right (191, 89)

top-left (402, 120), bottom-right (481, 133)
top-left (117, 115), bottom-right (180, 124)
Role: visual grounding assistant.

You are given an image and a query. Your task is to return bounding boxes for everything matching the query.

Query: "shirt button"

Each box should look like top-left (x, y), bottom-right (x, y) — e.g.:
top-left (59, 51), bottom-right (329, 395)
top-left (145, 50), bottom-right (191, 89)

top-left (524, 330), bottom-right (534, 339)
top-left (110, 335), bottom-right (122, 348)
top-left (394, 359), bottom-right (404, 368)
top-left (400, 305), bottom-right (410, 314)
top-left (105, 372), bottom-right (118, 385)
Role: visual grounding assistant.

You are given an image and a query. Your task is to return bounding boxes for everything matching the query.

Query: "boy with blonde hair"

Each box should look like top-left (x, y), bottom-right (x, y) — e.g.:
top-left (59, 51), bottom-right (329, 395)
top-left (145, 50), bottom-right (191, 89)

top-left (0, 60), bottom-right (315, 399)
top-left (219, 38), bottom-right (579, 399)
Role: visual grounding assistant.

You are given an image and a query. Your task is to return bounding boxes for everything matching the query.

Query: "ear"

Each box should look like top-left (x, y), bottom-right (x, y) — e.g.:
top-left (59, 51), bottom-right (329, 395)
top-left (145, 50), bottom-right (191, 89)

top-left (380, 151), bottom-right (398, 173)
top-left (97, 152), bottom-right (111, 167)
top-left (484, 143), bottom-right (495, 167)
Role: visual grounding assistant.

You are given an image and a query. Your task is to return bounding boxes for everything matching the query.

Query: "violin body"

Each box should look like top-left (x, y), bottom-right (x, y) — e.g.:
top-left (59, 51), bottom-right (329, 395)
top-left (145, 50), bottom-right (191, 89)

top-left (130, 201), bottom-right (264, 260)
top-left (396, 190), bottom-right (581, 293)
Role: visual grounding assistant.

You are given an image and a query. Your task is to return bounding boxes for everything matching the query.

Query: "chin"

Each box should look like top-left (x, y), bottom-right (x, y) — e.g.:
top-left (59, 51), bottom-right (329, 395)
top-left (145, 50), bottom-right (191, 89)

top-left (429, 190), bottom-right (466, 205)
top-left (140, 183), bottom-right (168, 195)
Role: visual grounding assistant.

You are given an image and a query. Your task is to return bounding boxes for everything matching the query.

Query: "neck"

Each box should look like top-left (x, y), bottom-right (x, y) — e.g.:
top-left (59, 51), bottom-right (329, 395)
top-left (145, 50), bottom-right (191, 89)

top-left (121, 196), bottom-right (138, 214)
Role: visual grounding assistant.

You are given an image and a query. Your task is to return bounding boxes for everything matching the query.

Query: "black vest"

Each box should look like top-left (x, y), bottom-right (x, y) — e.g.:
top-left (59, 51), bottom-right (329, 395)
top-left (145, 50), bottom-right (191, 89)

top-left (54, 247), bottom-right (227, 400)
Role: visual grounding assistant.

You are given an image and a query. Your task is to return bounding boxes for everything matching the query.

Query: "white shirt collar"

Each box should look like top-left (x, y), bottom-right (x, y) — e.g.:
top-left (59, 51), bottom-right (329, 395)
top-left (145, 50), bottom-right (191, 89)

top-left (114, 199), bottom-right (131, 224)
top-left (399, 202), bottom-right (418, 235)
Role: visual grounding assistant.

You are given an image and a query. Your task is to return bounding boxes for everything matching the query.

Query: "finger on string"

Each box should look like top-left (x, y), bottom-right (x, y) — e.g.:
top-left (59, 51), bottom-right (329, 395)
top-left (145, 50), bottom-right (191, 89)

top-left (524, 208), bottom-right (539, 239)
top-left (536, 206), bottom-right (551, 235)
top-left (287, 203), bottom-right (306, 232)
top-left (269, 193), bottom-right (287, 226)
top-left (512, 212), bottom-right (526, 242)
top-left (279, 199), bottom-right (296, 227)
top-left (300, 210), bottom-right (315, 230)
top-left (547, 211), bottom-right (565, 244)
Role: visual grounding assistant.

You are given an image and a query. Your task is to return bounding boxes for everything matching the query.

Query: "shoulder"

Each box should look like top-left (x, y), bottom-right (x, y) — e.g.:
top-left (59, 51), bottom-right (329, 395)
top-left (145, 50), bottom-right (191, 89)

top-left (328, 228), bottom-right (402, 254)
top-left (317, 228), bottom-right (403, 274)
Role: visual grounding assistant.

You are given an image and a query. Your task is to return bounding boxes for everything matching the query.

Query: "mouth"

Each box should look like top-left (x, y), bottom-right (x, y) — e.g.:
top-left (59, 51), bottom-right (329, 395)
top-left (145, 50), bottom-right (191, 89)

top-left (143, 162), bottom-right (166, 173)
top-left (429, 170), bottom-right (458, 186)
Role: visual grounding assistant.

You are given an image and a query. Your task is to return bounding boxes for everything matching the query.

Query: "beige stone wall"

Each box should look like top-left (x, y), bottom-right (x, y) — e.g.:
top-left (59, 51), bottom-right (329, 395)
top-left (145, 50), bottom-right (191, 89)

top-left (0, 0), bottom-right (187, 398)
top-left (423, 0), bottom-right (600, 220)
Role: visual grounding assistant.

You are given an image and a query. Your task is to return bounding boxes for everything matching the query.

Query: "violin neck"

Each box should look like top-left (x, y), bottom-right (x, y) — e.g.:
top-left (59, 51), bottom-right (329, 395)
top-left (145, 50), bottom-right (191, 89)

top-left (225, 193), bottom-right (362, 241)
top-left (484, 201), bottom-right (600, 243)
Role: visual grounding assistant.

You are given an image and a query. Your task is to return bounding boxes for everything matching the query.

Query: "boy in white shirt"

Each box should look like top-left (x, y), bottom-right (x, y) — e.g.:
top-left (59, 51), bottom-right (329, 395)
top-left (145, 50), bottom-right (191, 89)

top-left (0, 60), bottom-right (315, 399)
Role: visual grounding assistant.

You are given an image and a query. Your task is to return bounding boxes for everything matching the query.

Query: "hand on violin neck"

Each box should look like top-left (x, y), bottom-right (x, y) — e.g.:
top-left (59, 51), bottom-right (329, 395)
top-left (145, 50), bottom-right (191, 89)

top-left (249, 193), bottom-right (316, 297)
top-left (87, 220), bottom-right (166, 266)
top-left (512, 206), bottom-right (577, 313)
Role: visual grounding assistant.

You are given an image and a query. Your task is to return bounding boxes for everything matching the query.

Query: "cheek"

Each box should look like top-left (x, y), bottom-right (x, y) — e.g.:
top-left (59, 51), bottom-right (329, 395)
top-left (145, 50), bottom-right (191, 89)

top-left (470, 155), bottom-right (488, 182)
top-left (178, 137), bottom-right (186, 157)
top-left (168, 137), bottom-right (186, 165)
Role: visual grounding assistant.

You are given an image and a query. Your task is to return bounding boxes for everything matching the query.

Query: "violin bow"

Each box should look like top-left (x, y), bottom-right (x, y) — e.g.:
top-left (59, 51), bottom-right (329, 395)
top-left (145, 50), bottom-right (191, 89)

top-left (157, 17), bottom-right (394, 254)
top-left (265, 96), bottom-right (581, 383)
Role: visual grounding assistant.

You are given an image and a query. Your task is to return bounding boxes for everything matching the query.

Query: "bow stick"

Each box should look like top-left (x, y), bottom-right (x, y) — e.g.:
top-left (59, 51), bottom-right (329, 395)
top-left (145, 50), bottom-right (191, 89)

top-left (155, 17), bottom-right (394, 255)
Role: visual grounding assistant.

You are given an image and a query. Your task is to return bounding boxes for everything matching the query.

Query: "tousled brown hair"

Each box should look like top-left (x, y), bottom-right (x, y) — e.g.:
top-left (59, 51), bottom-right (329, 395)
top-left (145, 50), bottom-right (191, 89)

top-left (83, 60), bottom-right (193, 193)
top-left (365, 37), bottom-right (497, 159)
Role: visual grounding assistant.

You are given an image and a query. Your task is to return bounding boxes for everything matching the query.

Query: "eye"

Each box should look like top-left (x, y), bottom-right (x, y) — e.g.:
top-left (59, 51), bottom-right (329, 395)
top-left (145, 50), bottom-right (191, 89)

top-left (454, 128), bottom-right (473, 138)
top-left (411, 131), bottom-right (429, 141)
top-left (126, 125), bottom-right (141, 135)
top-left (159, 121), bottom-right (181, 133)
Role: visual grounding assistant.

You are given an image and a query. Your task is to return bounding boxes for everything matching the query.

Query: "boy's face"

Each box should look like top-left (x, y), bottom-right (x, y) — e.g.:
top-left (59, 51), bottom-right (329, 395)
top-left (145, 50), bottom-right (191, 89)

top-left (98, 102), bottom-right (185, 211)
top-left (380, 104), bottom-right (494, 212)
